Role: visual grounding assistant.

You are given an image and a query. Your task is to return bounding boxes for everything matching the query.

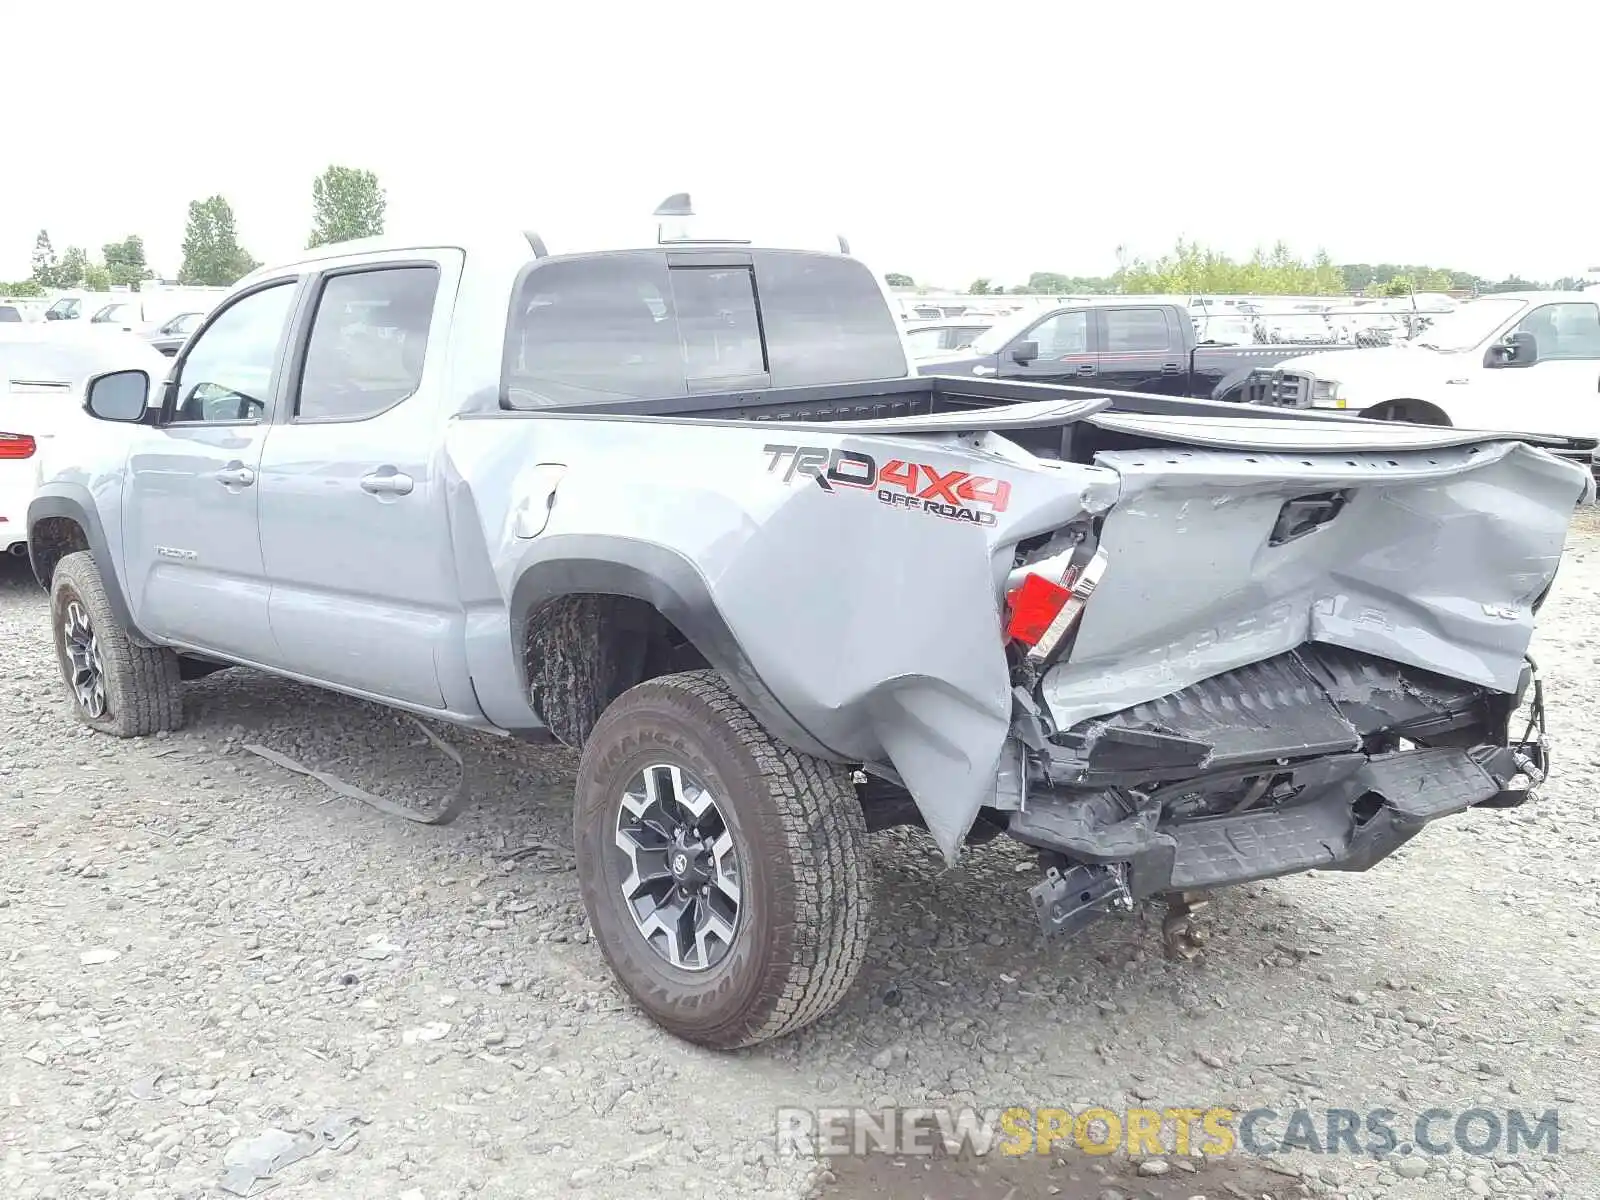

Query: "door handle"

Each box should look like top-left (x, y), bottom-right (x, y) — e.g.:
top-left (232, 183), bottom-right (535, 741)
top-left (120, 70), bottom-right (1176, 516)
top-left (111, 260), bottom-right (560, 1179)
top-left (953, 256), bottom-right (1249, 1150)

top-left (214, 465), bottom-right (255, 487)
top-left (1075, 364), bottom-right (1096, 376)
top-left (360, 470), bottom-right (414, 496)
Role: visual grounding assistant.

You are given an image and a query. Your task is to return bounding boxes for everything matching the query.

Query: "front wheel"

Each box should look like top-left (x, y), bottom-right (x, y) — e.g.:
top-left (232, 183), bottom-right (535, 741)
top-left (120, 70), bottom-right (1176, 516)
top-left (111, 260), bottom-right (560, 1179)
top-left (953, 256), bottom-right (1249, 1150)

top-left (49, 551), bottom-right (183, 737)
top-left (574, 670), bottom-right (872, 1048)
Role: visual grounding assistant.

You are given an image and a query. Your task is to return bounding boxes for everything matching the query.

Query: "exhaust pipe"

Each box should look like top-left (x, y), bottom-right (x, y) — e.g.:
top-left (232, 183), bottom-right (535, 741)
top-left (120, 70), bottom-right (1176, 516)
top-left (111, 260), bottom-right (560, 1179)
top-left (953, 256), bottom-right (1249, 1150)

top-left (7, 543), bottom-right (28, 558)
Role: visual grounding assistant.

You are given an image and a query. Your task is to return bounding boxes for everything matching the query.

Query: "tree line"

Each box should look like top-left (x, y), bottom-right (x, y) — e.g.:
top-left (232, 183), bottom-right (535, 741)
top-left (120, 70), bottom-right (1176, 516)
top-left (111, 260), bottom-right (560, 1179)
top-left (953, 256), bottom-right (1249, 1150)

top-left (3, 165), bottom-right (387, 296)
top-left (886, 240), bottom-right (1589, 298)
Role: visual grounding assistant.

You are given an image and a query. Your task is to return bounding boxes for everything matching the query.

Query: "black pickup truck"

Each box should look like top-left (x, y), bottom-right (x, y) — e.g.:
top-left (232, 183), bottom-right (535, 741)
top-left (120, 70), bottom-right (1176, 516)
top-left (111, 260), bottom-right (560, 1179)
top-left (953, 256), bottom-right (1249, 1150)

top-left (917, 300), bottom-right (1358, 402)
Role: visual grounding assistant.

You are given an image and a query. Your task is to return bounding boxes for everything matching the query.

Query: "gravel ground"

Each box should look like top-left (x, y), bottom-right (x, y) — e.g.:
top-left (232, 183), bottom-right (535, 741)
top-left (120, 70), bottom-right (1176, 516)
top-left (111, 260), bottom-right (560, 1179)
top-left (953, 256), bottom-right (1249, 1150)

top-left (3, 517), bottom-right (1598, 1200)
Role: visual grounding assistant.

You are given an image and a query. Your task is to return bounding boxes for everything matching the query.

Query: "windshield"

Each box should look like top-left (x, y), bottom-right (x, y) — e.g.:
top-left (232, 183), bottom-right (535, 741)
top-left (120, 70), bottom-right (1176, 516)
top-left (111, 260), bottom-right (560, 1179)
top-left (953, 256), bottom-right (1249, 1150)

top-left (967, 308), bottom-right (1048, 356)
top-left (1408, 298), bottom-right (1526, 351)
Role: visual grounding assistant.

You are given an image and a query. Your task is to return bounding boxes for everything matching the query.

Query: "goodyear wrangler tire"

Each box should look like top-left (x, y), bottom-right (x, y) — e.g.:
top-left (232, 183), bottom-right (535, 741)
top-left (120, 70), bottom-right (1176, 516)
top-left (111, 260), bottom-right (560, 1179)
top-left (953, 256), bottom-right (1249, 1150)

top-left (49, 551), bottom-right (183, 737)
top-left (574, 669), bottom-right (872, 1048)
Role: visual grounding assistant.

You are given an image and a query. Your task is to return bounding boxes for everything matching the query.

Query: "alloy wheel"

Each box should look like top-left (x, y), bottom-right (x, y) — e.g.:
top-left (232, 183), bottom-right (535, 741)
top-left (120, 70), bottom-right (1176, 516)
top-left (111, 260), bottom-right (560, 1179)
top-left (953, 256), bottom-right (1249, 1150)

top-left (613, 763), bottom-right (742, 971)
top-left (62, 599), bottom-right (108, 719)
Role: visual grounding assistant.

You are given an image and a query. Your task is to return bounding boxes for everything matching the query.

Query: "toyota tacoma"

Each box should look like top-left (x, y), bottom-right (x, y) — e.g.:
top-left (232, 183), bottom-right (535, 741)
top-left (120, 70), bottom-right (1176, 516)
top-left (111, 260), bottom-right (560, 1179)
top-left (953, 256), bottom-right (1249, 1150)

top-left (27, 204), bottom-right (1595, 1049)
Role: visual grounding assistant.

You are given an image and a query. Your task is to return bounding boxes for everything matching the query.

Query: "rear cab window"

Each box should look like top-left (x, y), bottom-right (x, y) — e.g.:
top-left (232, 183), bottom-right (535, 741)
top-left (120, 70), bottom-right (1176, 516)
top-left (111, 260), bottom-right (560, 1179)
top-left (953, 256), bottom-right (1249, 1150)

top-left (1102, 307), bottom-right (1174, 353)
top-left (500, 250), bottom-right (907, 409)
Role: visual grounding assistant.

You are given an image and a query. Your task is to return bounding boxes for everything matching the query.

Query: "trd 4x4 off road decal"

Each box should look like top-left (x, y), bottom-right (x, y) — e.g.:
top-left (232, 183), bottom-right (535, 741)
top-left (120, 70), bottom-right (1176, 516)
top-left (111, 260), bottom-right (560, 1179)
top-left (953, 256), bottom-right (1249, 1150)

top-left (762, 444), bottom-right (1011, 527)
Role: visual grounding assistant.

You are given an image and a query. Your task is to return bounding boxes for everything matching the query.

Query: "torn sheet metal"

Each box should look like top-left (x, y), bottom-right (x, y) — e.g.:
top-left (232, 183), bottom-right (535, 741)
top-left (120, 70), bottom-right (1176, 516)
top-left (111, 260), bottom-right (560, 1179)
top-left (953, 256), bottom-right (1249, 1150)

top-left (1042, 440), bottom-right (1582, 731)
top-left (1084, 409), bottom-right (1591, 455)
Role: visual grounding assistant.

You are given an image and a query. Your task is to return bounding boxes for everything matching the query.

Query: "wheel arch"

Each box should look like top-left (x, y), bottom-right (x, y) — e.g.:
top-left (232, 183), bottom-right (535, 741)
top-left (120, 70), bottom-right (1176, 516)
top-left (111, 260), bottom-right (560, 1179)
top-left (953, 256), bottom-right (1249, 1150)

top-left (508, 535), bottom-right (834, 759)
top-left (27, 487), bottom-right (150, 643)
top-left (1362, 398), bottom-right (1453, 426)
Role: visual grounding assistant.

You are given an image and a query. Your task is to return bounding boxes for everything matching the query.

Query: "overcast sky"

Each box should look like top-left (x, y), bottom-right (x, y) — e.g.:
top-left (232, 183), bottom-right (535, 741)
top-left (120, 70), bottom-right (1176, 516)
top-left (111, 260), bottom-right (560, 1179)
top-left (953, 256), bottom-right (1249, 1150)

top-left (4, 1), bottom-right (1594, 288)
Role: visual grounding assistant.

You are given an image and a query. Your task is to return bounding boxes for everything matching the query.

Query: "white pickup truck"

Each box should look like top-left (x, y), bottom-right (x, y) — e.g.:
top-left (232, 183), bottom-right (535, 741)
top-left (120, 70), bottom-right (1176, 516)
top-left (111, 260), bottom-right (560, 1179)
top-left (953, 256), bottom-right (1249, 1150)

top-left (1251, 291), bottom-right (1600, 439)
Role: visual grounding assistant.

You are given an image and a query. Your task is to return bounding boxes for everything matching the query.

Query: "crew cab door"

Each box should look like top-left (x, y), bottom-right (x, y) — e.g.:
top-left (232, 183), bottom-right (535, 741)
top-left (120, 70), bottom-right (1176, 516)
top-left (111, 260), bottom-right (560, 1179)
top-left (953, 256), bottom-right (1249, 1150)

top-left (121, 278), bottom-right (301, 661)
top-left (255, 253), bottom-right (463, 708)
top-left (1093, 306), bottom-right (1187, 394)
top-left (996, 308), bottom-right (1097, 384)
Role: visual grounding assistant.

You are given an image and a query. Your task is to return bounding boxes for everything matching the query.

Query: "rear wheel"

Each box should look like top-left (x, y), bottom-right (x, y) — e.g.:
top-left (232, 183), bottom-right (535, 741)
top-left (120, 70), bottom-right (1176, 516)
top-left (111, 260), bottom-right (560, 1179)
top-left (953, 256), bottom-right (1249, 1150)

top-left (49, 551), bottom-right (183, 737)
top-left (574, 670), bottom-right (871, 1048)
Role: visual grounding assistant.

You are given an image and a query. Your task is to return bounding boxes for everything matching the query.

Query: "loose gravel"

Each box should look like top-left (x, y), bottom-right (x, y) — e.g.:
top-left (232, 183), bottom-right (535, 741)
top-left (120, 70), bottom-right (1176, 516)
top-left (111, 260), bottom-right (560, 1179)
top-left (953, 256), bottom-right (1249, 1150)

top-left (3, 515), bottom-right (1598, 1200)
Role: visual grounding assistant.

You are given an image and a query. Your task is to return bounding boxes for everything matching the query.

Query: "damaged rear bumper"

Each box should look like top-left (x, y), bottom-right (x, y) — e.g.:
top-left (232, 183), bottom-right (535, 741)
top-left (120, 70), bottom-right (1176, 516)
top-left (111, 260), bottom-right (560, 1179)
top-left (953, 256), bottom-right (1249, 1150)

top-left (1012, 645), bottom-right (1547, 938)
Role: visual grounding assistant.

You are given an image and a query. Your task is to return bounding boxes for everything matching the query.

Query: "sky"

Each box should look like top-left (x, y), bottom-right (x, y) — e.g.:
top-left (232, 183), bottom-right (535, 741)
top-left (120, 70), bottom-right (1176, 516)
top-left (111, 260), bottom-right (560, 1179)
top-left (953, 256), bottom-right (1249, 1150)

top-left (4, 1), bottom-right (1596, 289)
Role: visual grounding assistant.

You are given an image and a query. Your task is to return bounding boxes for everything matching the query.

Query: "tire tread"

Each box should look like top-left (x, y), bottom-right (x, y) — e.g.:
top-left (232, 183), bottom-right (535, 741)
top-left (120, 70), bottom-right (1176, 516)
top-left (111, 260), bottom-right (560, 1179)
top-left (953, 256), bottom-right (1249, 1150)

top-left (578, 669), bottom-right (872, 1048)
top-left (51, 551), bottom-right (183, 737)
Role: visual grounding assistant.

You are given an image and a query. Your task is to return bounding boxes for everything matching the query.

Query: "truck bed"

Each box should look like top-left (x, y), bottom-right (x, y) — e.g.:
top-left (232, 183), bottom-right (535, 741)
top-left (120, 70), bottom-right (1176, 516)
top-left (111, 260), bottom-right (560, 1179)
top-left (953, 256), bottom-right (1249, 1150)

top-left (527, 374), bottom-right (1599, 464)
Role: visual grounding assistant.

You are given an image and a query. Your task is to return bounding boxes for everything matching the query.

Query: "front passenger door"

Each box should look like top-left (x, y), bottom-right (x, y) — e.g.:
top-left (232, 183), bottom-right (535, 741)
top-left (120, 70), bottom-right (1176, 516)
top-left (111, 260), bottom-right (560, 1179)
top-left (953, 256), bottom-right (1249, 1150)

top-left (121, 280), bottom-right (300, 662)
top-left (998, 309), bottom-right (1095, 384)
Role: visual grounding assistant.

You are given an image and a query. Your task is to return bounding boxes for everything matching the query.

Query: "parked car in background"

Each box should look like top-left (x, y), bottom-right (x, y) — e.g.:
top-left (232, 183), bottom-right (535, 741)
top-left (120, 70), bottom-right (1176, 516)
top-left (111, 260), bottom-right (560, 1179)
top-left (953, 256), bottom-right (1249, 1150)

top-left (1, 325), bottom-right (170, 557)
top-left (1193, 314), bottom-right (1260, 346)
top-left (1251, 292), bottom-right (1600, 441)
top-left (917, 299), bottom-right (1356, 400)
top-left (1261, 312), bottom-right (1336, 344)
top-left (0, 304), bottom-right (27, 324)
top-left (145, 311), bottom-right (207, 357)
top-left (903, 317), bottom-right (993, 359)
top-left (1353, 313), bottom-right (1408, 346)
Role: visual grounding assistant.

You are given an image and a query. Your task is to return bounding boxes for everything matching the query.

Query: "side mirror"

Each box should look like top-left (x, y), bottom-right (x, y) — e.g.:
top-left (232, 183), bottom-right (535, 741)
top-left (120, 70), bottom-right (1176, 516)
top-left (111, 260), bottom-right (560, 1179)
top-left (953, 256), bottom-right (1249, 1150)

top-left (1486, 330), bottom-right (1539, 368)
top-left (84, 369), bottom-right (153, 423)
top-left (1011, 339), bottom-right (1040, 365)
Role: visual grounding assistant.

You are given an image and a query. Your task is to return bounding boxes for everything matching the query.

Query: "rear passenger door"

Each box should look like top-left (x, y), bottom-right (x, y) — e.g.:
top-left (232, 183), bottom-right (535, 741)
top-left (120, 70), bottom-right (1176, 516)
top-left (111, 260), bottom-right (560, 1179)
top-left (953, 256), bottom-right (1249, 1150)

top-left (255, 253), bottom-right (464, 708)
top-left (1095, 306), bottom-right (1186, 394)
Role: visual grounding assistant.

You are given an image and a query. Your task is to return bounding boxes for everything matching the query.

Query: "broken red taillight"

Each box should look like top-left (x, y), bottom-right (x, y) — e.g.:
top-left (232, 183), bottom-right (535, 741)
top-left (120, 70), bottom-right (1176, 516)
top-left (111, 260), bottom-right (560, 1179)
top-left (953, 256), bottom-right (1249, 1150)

top-left (1004, 546), bottom-right (1108, 664)
top-left (0, 432), bottom-right (37, 459)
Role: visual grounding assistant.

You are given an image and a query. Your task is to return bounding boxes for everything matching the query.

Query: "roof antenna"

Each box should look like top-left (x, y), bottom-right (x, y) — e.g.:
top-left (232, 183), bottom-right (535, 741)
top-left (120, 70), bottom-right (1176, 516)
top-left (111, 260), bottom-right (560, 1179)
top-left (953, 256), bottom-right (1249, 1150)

top-left (655, 193), bottom-right (693, 244)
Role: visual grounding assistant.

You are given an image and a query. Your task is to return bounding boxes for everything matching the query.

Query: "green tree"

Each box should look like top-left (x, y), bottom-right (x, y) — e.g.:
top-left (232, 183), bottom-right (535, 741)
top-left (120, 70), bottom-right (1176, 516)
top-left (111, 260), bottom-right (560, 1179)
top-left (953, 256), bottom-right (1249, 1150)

top-left (308, 165), bottom-right (386, 248)
top-left (83, 262), bottom-right (111, 291)
top-left (102, 235), bottom-right (154, 290)
top-left (31, 230), bottom-right (58, 287)
top-left (1479, 276), bottom-right (1540, 294)
top-left (54, 246), bottom-right (90, 289)
top-left (1, 279), bottom-right (45, 297)
top-left (1019, 271), bottom-right (1118, 295)
top-left (1378, 275), bottom-right (1414, 297)
top-left (179, 196), bottom-right (259, 286)
top-left (883, 272), bottom-right (915, 288)
top-left (968, 278), bottom-right (993, 295)
top-left (1113, 239), bottom-right (1347, 296)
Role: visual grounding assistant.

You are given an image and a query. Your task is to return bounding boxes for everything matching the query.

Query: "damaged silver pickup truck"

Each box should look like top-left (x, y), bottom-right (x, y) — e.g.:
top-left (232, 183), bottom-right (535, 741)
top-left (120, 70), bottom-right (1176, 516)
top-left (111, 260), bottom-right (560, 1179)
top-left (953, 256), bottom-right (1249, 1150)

top-left (28, 215), bottom-right (1596, 1050)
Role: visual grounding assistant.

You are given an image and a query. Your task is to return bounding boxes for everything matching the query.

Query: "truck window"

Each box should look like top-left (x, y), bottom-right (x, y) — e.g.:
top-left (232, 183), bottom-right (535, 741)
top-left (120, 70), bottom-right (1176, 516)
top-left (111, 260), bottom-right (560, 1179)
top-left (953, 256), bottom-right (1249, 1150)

top-left (504, 253), bottom-right (684, 408)
top-left (295, 265), bottom-right (441, 422)
top-left (1103, 307), bottom-right (1171, 353)
top-left (502, 250), bottom-right (907, 408)
top-left (1028, 311), bottom-right (1089, 358)
top-left (1510, 302), bottom-right (1600, 360)
top-left (753, 251), bottom-right (908, 387)
top-left (669, 265), bottom-right (766, 389)
top-left (171, 282), bottom-right (297, 424)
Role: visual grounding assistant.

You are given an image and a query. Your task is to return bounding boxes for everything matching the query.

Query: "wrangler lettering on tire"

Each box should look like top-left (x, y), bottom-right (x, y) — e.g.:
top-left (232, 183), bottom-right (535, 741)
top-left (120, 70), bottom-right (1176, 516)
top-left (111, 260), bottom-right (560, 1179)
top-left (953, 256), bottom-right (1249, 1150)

top-left (574, 670), bottom-right (872, 1048)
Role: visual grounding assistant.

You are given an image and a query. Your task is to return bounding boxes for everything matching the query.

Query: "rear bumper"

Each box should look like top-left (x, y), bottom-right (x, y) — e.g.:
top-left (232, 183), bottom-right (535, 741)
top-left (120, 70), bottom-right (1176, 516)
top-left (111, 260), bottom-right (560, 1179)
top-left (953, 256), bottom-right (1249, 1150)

top-left (1013, 646), bottom-right (1548, 936)
top-left (1016, 742), bottom-right (1533, 896)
